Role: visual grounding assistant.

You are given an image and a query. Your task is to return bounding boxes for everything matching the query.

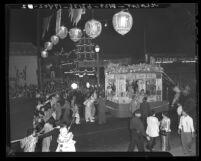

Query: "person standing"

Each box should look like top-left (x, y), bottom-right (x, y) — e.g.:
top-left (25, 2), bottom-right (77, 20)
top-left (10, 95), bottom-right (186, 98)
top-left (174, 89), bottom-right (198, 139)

top-left (83, 95), bottom-right (94, 123)
top-left (91, 91), bottom-right (97, 119)
top-left (128, 109), bottom-right (150, 152)
top-left (129, 95), bottom-right (139, 117)
top-left (140, 97), bottom-right (151, 130)
top-left (146, 111), bottom-right (160, 152)
top-left (97, 93), bottom-right (106, 125)
top-left (60, 98), bottom-right (71, 125)
top-left (178, 109), bottom-right (195, 155)
top-left (160, 112), bottom-right (171, 151)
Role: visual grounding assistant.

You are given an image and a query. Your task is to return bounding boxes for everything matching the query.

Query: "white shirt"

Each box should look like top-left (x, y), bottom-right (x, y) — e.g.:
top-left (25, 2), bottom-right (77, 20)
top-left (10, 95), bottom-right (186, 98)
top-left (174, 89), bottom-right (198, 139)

top-left (146, 116), bottom-right (160, 137)
top-left (179, 115), bottom-right (195, 133)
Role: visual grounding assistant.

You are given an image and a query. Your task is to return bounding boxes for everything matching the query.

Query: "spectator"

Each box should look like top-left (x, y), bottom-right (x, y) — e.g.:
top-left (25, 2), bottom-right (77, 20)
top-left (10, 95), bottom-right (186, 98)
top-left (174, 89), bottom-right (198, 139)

top-left (140, 97), bottom-right (151, 129)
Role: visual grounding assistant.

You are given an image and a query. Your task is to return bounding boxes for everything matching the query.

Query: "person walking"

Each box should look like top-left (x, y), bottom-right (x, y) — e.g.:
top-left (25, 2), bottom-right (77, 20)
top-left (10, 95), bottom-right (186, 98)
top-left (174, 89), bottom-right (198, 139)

top-left (128, 109), bottom-right (150, 152)
top-left (178, 109), bottom-right (195, 155)
top-left (97, 93), bottom-right (106, 125)
top-left (146, 111), bottom-right (160, 152)
top-left (160, 112), bottom-right (171, 151)
top-left (140, 97), bottom-right (151, 130)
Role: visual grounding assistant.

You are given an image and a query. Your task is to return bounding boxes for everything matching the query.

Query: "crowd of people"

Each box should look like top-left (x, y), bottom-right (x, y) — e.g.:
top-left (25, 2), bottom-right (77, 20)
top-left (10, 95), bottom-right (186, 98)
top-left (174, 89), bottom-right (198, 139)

top-left (20, 84), bottom-right (107, 152)
top-left (127, 84), bottom-right (196, 155)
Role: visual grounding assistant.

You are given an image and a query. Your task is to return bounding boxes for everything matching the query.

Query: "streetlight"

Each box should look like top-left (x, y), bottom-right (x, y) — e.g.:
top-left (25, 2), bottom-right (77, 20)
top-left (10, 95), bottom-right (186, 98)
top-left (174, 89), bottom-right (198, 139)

top-left (95, 45), bottom-right (100, 87)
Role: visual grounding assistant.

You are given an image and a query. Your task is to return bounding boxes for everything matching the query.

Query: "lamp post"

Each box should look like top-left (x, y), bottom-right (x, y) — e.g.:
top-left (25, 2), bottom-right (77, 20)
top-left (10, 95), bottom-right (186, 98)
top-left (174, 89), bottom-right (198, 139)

top-left (95, 45), bottom-right (100, 87)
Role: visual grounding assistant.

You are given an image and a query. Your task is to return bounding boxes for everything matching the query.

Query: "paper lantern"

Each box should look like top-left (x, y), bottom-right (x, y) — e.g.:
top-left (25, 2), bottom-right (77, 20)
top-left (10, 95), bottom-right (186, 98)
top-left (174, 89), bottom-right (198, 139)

top-left (69, 28), bottom-right (82, 42)
top-left (44, 42), bottom-right (53, 51)
top-left (85, 19), bottom-right (102, 39)
top-left (51, 35), bottom-right (59, 45)
top-left (57, 26), bottom-right (68, 39)
top-left (112, 11), bottom-right (133, 35)
top-left (41, 50), bottom-right (48, 58)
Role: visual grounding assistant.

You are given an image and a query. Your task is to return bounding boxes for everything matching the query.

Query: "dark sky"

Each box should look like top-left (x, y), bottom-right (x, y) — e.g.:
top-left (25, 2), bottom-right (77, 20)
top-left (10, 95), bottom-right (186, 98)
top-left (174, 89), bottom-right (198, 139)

top-left (9, 3), bottom-right (196, 60)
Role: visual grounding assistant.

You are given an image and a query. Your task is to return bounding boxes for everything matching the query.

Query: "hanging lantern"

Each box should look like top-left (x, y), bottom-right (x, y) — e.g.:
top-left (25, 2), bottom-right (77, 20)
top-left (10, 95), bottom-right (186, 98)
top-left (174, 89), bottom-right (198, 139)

top-left (112, 11), bottom-right (133, 35)
top-left (44, 42), bottom-right (53, 51)
top-left (69, 28), bottom-right (82, 42)
top-left (41, 50), bottom-right (48, 58)
top-left (57, 26), bottom-right (68, 39)
top-left (85, 19), bottom-right (102, 39)
top-left (51, 35), bottom-right (59, 45)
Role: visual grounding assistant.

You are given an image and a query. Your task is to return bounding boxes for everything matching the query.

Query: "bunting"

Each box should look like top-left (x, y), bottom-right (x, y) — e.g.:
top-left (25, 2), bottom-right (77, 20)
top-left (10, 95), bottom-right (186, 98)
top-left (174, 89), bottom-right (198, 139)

top-left (56, 9), bottom-right (62, 34)
top-left (42, 13), bottom-right (53, 39)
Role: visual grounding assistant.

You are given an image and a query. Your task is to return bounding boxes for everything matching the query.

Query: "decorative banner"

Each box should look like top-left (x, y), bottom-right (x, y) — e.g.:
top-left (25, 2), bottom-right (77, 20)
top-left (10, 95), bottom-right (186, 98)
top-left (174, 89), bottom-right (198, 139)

top-left (69, 8), bottom-right (85, 26)
top-left (69, 28), bottom-right (82, 42)
top-left (51, 35), bottom-right (59, 45)
top-left (112, 11), bottom-right (133, 35)
top-left (57, 26), bottom-right (68, 39)
top-left (44, 42), bottom-right (53, 51)
top-left (56, 9), bottom-right (62, 34)
top-left (85, 19), bottom-right (102, 39)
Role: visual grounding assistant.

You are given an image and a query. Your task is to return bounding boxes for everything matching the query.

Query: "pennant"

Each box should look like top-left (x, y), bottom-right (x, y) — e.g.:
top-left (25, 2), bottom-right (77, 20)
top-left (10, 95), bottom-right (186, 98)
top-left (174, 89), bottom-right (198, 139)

top-left (42, 14), bottom-right (53, 39)
top-left (56, 9), bottom-right (62, 34)
top-left (69, 8), bottom-right (85, 26)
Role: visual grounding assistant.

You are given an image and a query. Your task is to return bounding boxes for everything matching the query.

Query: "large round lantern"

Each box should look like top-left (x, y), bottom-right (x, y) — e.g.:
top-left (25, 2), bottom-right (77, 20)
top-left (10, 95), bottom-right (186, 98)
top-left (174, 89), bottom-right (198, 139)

top-left (44, 42), bottom-right (53, 51)
top-left (51, 35), bottom-right (59, 45)
top-left (85, 19), bottom-right (102, 39)
top-left (41, 50), bottom-right (48, 58)
top-left (57, 26), bottom-right (68, 39)
top-left (69, 28), bottom-right (83, 42)
top-left (112, 11), bottom-right (133, 35)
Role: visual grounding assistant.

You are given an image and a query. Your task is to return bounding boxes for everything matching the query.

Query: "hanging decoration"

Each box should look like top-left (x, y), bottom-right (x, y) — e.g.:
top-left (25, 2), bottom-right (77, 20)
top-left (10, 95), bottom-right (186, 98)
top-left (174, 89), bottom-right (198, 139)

top-left (51, 35), bottom-right (59, 45)
top-left (41, 50), bottom-right (48, 58)
top-left (69, 8), bottom-right (86, 26)
top-left (69, 28), bottom-right (83, 42)
top-left (85, 19), bottom-right (102, 39)
top-left (57, 26), bottom-right (68, 39)
top-left (44, 42), bottom-right (53, 51)
top-left (112, 11), bottom-right (133, 35)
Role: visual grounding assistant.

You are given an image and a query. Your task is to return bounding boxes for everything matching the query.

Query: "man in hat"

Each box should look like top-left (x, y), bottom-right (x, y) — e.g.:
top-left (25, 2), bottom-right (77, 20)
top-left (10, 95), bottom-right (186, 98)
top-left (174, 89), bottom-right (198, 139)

top-left (128, 109), bottom-right (150, 152)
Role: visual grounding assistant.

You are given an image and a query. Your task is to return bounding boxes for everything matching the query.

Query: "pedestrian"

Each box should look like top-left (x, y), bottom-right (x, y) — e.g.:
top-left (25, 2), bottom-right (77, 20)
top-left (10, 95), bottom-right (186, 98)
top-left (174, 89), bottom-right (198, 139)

top-left (178, 109), bottom-right (195, 155)
top-left (128, 109), bottom-right (150, 152)
top-left (129, 95), bottom-right (139, 117)
top-left (83, 94), bottom-right (94, 123)
top-left (97, 93), bottom-right (106, 125)
top-left (160, 112), bottom-right (171, 151)
top-left (91, 90), bottom-right (97, 119)
top-left (140, 97), bottom-right (151, 129)
top-left (146, 111), bottom-right (160, 152)
top-left (60, 99), bottom-right (71, 125)
top-left (72, 103), bottom-right (80, 124)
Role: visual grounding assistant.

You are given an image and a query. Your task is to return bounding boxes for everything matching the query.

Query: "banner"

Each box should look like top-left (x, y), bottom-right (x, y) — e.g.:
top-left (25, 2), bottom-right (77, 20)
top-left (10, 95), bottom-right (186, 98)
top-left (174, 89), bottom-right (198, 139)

top-left (56, 9), bottom-right (62, 34)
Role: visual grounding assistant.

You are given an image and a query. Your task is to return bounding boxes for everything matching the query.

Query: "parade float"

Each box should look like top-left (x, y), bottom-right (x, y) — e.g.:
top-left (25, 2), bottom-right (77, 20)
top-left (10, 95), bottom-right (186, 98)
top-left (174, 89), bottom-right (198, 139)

top-left (105, 63), bottom-right (169, 118)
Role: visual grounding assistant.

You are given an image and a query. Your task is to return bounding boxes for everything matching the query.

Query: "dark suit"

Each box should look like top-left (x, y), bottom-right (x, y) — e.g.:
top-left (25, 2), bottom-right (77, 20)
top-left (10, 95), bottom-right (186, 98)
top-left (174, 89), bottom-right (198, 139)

top-left (140, 101), bottom-right (151, 129)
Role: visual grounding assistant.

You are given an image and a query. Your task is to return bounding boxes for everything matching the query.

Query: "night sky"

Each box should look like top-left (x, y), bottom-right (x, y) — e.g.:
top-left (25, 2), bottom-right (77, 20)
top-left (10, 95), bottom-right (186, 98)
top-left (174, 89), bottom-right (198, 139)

top-left (8, 3), bottom-right (196, 60)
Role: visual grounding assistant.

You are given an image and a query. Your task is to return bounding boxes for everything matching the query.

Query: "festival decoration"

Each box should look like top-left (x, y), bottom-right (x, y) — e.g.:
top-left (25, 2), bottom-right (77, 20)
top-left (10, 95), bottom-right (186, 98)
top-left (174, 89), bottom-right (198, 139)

top-left (69, 28), bottom-right (83, 42)
top-left (85, 19), bottom-right (102, 39)
top-left (51, 35), bottom-right (59, 45)
top-left (105, 63), bottom-right (164, 74)
top-left (69, 8), bottom-right (85, 26)
top-left (44, 42), bottom-right (53, 51)
top-left (41, 50), bottom-right (48, 58)
top-left (57, 26), bottom-right (68, 39)
top-left (112, 11), bottom-right (133, 35)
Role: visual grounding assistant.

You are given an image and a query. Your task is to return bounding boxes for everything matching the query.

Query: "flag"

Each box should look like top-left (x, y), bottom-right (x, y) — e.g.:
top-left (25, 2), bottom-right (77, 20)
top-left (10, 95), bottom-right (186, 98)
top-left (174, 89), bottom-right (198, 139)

top-left (42, 14), bottom-right (53, 39)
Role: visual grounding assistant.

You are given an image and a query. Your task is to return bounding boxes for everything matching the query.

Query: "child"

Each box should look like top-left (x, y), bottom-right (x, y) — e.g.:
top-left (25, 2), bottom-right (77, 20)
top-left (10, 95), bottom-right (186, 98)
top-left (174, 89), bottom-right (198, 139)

top-left (178, 109), bottom-right (195, 155)
top-left (146, 111), bottom-right (160, 152)
top-left (160, 112), bottom-right (171, 151)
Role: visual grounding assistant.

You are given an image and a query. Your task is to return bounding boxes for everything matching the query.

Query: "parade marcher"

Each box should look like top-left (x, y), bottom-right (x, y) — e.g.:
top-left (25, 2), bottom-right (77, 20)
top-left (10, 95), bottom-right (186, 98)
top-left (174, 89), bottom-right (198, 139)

top-left (38, 123), bottom-right (76, 152)
top-left (146, 111), bottom-right (160, 152)
top-left (140, 97), bottom-right (151, 130)
top-left (97, 93), bottom-right (106, 125)
top-left (178, 109), bottom-right (195, 155)
top-left (83, 95), bottom-right (94, 123)
top-left (160, 112), bottom-right (171, 151)
top-left (129, 95), bottom-right (139, 116)
top-left (128, 109), bottom-right (150, 152)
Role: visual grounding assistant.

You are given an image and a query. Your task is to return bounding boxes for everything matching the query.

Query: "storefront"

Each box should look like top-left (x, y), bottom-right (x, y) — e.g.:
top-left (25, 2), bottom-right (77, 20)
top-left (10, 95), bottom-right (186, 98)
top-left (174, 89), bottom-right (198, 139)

top-left (105, 63), bottom-right (169, 117)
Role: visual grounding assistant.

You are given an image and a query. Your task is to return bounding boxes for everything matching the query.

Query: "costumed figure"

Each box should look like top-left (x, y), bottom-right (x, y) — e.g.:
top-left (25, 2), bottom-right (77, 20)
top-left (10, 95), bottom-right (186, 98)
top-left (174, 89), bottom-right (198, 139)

top-left (56, 126), bottom-right (76, 152)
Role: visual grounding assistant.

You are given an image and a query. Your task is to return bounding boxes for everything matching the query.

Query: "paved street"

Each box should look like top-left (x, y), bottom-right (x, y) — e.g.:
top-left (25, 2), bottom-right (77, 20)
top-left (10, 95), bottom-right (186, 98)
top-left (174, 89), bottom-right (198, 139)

top-left (9, 99), bottom-right (197, 156)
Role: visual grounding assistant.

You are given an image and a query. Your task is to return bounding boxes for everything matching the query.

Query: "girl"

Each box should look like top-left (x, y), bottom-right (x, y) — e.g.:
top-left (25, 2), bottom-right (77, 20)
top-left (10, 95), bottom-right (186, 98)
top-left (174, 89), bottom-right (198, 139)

top-left (160, 112), bottom-right (171, 151)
